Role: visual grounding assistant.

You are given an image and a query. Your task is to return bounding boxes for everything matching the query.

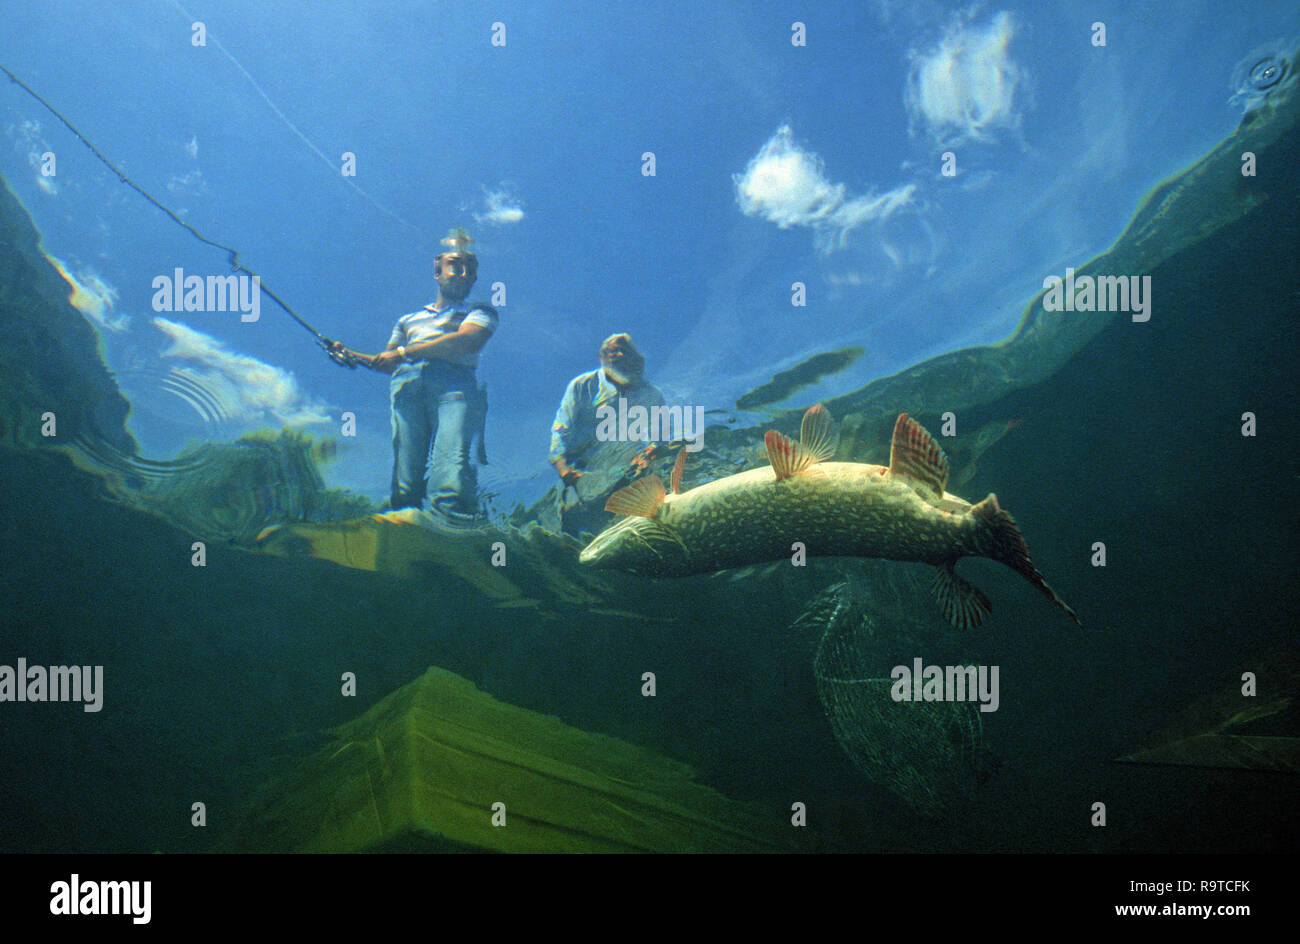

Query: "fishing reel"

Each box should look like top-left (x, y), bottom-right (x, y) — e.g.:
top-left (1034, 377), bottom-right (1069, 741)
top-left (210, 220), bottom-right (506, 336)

top-left (626, 440), bottom-right (684, 475)
top-left (323, 340), bottom-right (360, 369)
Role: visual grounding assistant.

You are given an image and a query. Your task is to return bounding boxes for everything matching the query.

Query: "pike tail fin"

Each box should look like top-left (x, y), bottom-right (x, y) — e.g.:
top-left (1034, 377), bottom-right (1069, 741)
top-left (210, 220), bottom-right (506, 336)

top-left (971, 494), bottom-right (1081, 626)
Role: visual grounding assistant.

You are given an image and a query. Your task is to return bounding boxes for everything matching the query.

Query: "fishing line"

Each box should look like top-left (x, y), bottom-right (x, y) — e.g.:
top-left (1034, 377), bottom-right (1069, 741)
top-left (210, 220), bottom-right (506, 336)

top-left (1, 60), bottom-right (372, 373)
top-left (167, 0), bottom-right (427, 238)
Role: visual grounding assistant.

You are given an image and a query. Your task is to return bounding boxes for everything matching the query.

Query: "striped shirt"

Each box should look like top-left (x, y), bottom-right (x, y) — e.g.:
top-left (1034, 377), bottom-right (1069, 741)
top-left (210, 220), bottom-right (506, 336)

top-left (388, 303), bottom-right (498, 367)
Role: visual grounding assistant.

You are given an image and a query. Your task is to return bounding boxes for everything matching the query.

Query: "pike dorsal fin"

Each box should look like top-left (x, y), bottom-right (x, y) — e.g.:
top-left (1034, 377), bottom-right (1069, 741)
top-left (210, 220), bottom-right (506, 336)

top-left (888, 413), bottom-right (949, 501)
top-left (800, 404), bottom-right (836, 463)
top-left (765, 404), bottom-right (836, 481)
top-left (605, 475), bottom-right (665, 517)
top-left (670, 449), bottom-right (687, 494)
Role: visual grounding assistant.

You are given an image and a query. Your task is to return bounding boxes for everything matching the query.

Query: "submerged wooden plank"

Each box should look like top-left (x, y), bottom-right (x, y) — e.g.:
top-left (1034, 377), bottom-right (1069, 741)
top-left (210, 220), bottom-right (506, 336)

top-left (226, 666), bottom-right (790, 853)
top-left (1116, 651), bottom-right (1299, 773)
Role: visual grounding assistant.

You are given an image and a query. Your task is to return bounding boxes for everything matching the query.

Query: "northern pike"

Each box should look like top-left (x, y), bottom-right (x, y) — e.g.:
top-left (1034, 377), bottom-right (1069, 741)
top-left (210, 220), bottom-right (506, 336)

top-left (578, 406), bottom-right (1079, 629)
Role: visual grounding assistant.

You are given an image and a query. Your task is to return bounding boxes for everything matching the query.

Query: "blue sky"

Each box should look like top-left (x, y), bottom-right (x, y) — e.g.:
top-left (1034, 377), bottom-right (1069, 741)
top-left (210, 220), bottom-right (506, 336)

top-left (2, 0), bottom-right (1296, 507)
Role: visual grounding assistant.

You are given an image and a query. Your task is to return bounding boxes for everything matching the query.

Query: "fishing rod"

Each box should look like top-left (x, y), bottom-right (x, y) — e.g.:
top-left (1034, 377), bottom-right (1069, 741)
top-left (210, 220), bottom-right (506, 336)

top-left (1, 62), bottom-right (362, 369)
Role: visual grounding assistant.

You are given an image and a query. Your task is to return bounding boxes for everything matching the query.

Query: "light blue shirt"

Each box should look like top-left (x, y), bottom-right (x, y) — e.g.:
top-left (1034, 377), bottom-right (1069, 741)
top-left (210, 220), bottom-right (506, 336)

top-left (550, 368), bottom-right (665, 464)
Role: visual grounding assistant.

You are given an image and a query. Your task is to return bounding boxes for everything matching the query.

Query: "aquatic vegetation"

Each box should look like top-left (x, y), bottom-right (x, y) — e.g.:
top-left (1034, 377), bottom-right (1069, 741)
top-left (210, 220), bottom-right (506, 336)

top-left (735, 346), bottom-right (866, 411)
top-left (137, 429), bottom-right (374, 545)
top-left (0, 179), bottom-right (134, 452)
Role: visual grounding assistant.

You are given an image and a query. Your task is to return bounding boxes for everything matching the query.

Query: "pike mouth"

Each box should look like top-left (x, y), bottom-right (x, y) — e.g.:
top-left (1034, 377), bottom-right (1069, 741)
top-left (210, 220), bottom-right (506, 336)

top-left (578, 516), bottom-right (689, 571)
top-left (578, 517), bottom-right (634, 568)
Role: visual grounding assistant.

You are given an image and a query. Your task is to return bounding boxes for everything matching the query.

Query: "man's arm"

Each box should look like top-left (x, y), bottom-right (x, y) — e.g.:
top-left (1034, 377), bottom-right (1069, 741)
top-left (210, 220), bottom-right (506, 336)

top-left (328, 320), bottom-right (403, 373)
top-left (366, 322), bottom-right (491, 372)
top-left (405, 322), bottom-right (492, 361)
top-left (328, 341), bottom-right (394, 371)
top-left (550, 379), bottom-right (583, 483)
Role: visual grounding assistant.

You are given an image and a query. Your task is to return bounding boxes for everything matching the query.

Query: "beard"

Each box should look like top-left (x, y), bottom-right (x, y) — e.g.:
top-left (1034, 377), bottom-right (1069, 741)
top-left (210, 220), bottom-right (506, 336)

top-left (603, 359), bottom-right (644, 386)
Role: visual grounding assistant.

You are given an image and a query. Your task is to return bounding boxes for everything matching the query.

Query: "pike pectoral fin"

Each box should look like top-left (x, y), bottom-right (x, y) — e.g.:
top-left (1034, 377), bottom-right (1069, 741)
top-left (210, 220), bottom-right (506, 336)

top-left (889, 414), bottom-right (950, 502)
top-left (933, 562), bottom-right (992, 630)
top-left (605, 475), bottom-right (666, 517)
top-left (670, 449), bottom-right (687, 494)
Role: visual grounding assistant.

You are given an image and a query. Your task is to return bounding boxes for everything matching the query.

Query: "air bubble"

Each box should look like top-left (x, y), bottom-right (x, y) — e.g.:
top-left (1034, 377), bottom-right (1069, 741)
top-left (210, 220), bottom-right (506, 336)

top-left (1229, 40), bottom-right (1295, 112)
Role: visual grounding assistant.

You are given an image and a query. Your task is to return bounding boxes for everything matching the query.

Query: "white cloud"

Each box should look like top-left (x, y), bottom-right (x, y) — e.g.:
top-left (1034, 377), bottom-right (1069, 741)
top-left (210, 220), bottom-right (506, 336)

top-left (474, 186), bottom-right (525, 225)
top-left (733, 125), bottom-right (916, 252)
top-left (45, 254), bottom-right (128, 332)
top-left (10, 119), bottom-right (59, 194)
top-left (905, 10), bottom-right (1025, 146)
top-left (166, 169), bottom-right (206, 197)
top-left (152, 317), bottom-right (333, 427)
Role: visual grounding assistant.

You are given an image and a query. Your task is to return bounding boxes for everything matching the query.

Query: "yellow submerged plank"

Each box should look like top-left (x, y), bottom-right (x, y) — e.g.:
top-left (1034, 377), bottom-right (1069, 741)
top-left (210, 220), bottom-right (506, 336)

top-left (255, 513), bottom-right (528, 604)
top-left (1116, 650), bottom-right (1299, 773)
top-left (227, 666), bottom-right (789, 853)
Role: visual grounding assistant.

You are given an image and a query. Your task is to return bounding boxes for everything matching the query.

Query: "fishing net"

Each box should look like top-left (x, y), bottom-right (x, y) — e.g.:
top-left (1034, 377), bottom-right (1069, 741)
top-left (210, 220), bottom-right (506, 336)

top-left (800, 574), bottom-right (988, 817)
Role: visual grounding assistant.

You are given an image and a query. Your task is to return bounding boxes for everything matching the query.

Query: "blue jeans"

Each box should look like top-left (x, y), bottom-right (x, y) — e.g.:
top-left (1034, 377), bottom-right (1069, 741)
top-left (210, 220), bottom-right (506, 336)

top-left (389, 361), bottom-right (478, 514)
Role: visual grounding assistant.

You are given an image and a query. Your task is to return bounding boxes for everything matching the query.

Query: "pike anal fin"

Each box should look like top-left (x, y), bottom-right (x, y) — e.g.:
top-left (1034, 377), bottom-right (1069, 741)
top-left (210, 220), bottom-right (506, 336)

top-left (933, 562), bottom-right (993, 630)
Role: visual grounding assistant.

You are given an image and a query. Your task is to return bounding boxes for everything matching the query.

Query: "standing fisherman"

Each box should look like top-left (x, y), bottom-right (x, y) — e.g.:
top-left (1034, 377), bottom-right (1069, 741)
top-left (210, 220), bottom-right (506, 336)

top-left (332, 228), bottom-right (496, 527)
top-left (549, 333), bottom-right (664, 536)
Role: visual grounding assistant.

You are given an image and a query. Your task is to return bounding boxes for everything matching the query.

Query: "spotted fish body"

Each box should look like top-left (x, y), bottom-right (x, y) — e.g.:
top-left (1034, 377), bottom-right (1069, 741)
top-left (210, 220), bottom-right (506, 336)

top-left (579, 408), bottom-right (1080, 629)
